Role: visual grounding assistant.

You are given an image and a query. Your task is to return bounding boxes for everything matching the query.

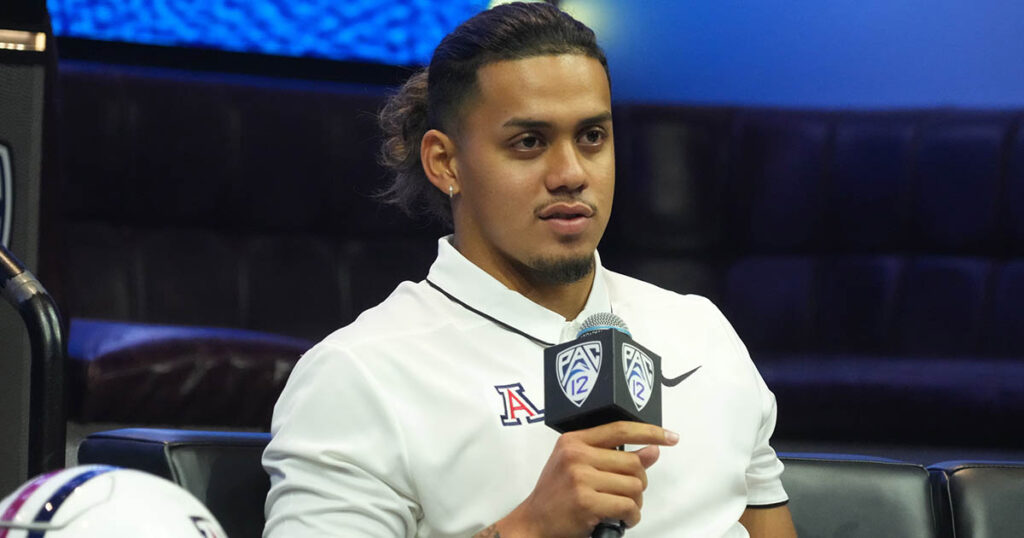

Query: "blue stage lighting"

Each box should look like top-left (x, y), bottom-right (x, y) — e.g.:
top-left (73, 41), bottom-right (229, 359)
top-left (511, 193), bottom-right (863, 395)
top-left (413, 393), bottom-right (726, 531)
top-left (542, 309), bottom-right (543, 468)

top-left (48, 0), bottom-right (488, 65)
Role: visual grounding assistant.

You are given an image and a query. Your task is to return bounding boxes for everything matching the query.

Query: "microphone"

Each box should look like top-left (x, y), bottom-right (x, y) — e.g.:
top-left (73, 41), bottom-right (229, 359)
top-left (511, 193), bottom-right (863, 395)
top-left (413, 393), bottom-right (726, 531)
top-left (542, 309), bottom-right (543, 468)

top-left (544, 312), bottom-right (662, 537)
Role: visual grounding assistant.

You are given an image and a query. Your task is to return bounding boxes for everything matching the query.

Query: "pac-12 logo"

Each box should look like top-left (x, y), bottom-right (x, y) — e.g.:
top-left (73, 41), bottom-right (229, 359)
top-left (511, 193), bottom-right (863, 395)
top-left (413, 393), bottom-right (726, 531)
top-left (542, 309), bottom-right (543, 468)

top-left (622, 343), bottom-right (655, 411)
top-left (0, 144), bottom-right (11, 248)
top-left (556, 341), bottom-right (602, 407)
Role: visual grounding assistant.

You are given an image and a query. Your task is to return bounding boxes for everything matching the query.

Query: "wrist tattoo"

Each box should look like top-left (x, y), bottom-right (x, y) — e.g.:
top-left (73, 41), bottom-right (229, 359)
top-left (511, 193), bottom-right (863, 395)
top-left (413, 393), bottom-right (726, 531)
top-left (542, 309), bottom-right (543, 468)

top-left (473, 524), bottom-right (501, 537)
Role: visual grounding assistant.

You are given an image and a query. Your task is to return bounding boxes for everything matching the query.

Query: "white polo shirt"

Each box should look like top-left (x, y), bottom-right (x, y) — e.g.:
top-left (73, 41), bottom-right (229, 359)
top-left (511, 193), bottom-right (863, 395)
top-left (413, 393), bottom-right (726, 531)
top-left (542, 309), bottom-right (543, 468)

top-left (263, 237), bottom-right (787, 538)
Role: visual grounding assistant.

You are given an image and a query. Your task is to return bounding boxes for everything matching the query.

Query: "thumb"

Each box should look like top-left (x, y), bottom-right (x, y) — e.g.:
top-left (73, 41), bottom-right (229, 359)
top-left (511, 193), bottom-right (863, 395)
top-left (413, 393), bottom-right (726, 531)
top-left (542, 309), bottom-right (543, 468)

top-left (632, 445), bottom-right (661, 469)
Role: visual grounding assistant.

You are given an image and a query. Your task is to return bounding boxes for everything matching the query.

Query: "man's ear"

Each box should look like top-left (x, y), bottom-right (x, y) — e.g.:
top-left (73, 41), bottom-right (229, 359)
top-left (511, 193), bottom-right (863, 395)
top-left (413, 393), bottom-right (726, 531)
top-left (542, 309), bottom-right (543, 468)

top-left (420, 129), bottom-right (460, 197)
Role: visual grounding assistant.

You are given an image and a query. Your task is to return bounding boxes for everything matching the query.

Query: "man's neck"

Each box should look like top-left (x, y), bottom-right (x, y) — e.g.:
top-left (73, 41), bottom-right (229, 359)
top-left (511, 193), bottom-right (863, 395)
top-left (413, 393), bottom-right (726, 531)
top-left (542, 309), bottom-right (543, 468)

top-left (506, 269), bottom-right (595, 321)
top-left (451, 238), bottom-right (596, 320)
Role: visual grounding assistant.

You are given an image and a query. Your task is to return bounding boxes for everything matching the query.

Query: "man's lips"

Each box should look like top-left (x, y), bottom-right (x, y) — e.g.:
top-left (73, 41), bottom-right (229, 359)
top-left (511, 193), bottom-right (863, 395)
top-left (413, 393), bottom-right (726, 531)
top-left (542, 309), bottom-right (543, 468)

top-left (537, 201), bottom-right (596, 220)
top-left (537, 201), bottom-right (596, 236)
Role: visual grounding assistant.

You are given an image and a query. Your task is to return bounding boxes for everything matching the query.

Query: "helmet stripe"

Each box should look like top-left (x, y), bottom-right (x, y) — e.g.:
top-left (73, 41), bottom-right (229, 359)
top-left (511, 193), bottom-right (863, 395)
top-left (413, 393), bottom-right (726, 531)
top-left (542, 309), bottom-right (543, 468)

top-left (0, 471), bottom-right (61, 538)
top-left (26, 466), bottom-right (117, 538)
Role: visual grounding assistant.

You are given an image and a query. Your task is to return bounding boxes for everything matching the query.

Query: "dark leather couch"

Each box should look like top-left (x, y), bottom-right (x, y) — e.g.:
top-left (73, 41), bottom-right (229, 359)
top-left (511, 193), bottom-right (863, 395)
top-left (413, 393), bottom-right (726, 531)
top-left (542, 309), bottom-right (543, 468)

top-left (929, 460), bottom-right (1024, 538)
top-left (54, 60), bottom-right (1024, 448)
top-left (781, 453), bottom-right (939, 536)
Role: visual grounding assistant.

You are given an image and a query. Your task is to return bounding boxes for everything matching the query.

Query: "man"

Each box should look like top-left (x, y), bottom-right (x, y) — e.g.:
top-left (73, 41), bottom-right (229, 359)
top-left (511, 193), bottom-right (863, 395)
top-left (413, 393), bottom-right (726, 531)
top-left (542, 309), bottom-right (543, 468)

top-left (263, 3), bottom-right (797, 537)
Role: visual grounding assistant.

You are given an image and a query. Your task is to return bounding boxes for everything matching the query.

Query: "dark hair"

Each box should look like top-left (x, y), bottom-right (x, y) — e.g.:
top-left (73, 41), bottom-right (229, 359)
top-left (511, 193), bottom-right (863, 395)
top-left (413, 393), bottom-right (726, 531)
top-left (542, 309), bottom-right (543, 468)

top-left (378, 2), bottom-right (608, 226)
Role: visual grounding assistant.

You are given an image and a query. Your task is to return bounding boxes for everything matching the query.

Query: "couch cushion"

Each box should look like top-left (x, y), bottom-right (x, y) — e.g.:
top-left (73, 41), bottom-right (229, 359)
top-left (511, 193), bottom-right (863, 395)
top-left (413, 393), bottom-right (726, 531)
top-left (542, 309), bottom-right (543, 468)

top-left (990, 261), bottom-right (1024, 356)
top-left (1007, 126), bottom-right (1024, 250)
top-left (611, 106), bottom-right (732, 254)
top-left (929, 461), bottom-right (1024, 538)
top-left (723, 256), bottom-right (815, 352)
top-left (732, 112), bottom-right (829, 252)
top-left (896, 257), bottom-right (991, 356)
top-left (912, 117), bottom-right (1006, 252)
top-left (780, 453), bottom-right (938, 537)
top-left (830, 118), bottom-right (914, 251)
top-left (815, 255), bottom-right (903, 353)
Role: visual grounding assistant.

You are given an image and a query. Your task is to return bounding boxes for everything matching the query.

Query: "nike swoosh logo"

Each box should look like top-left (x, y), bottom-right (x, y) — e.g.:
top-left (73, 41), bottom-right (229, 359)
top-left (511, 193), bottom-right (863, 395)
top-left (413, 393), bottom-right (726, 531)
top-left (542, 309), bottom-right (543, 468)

top-left (661, 365), bottom-right (701, 387)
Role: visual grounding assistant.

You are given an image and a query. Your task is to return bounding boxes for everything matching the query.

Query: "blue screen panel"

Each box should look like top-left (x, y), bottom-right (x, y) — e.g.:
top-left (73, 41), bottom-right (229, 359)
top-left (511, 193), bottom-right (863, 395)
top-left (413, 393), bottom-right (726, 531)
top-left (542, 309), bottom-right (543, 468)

top-left (48, 0), bottom-right (489, 66)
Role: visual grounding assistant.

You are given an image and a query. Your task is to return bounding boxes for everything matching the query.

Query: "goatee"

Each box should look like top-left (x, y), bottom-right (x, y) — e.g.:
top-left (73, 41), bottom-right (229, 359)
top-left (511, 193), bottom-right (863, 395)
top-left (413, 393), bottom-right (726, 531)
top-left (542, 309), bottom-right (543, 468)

top-left (527, 255), bottom-right (595, 285)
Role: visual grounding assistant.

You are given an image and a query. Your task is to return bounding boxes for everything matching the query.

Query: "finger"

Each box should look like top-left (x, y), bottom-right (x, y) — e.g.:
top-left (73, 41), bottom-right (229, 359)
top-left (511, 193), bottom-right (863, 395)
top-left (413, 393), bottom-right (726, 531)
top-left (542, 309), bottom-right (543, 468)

top-left (588, 469), bottom-right (645, 506)
top-left (575, 421), bottom-right (679, 449)
top-left (587, 449), bottom-right (649, 488)
top-left (632, 445), bottom-right (661, 469)
top-left (584, 489), bottom-right (643, 528)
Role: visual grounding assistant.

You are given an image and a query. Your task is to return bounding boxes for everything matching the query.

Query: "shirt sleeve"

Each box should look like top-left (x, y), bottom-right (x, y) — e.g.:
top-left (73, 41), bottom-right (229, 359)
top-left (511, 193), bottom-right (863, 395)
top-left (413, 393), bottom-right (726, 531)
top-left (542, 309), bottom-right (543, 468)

top-left (704, 297), bottom-right (789, 507)
top-left (262, 342), bottom-right (421, 537)
top-left (744, 372), bottom-right (789, 507)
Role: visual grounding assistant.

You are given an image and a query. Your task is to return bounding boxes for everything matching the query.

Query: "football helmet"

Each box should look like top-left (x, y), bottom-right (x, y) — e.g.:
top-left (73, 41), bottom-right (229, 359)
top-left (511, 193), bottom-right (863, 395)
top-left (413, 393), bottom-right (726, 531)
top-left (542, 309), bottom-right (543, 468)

top-left (0, 465), bottom-right (227, 537)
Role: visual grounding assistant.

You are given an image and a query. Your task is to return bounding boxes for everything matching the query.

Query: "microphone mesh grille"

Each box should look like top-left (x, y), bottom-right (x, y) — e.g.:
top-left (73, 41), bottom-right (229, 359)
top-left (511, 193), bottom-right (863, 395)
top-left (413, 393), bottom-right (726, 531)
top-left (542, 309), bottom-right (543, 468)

top-left (579, 312), bottom-right (630, 334)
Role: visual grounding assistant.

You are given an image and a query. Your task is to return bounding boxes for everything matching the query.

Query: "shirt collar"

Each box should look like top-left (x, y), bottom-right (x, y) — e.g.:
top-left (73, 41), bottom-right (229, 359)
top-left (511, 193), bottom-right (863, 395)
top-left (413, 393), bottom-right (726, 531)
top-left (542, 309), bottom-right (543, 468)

top-left (426, 235), bottom-right (612, 346)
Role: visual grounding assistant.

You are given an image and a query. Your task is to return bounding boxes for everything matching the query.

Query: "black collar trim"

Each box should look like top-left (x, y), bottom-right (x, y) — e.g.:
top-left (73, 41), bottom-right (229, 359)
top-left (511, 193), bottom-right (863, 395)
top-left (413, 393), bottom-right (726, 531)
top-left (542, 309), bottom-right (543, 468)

top-left (426, 278), bottom-right (556, 348)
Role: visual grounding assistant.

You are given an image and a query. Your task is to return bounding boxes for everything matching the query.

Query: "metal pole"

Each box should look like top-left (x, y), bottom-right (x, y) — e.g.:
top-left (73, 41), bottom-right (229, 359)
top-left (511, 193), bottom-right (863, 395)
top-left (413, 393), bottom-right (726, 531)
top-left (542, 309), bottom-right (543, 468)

top-left (1, 244), bottom-right (65, 475)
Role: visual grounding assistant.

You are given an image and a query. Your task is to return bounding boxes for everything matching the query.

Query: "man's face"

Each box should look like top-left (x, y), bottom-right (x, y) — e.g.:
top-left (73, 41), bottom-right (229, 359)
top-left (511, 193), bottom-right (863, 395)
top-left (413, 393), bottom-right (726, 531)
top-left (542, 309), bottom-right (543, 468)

top-left (450, 54), bottom-right (614, 287)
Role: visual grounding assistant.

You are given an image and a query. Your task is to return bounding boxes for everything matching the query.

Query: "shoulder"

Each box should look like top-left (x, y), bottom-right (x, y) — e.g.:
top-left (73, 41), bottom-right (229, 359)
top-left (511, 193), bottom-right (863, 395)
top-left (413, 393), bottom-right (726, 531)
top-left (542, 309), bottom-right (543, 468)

top-left (330, 280), bottom-right (446, 342)
top-left (283, 279), bottom-right (458, 385)
top-left (271, 279), bottom-right (458, 430)
top-left (602, 268), bottom-right (749, 362)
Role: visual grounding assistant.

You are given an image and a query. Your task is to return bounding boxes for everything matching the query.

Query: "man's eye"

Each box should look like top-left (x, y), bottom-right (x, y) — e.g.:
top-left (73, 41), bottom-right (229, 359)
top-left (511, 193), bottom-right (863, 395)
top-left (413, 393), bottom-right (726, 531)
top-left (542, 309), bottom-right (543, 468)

top-left (578, 128), bottom-right (606, 145)
top-left (514, 135), bottom-right (543, 150)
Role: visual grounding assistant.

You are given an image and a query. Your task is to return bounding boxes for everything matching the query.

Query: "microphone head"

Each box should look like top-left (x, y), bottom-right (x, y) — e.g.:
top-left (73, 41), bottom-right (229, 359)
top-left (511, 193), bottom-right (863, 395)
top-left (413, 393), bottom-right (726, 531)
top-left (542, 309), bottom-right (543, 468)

top-left (577, 312), bottom-right (630, 338)
top-left (545, 311), bottom-right (662, 432)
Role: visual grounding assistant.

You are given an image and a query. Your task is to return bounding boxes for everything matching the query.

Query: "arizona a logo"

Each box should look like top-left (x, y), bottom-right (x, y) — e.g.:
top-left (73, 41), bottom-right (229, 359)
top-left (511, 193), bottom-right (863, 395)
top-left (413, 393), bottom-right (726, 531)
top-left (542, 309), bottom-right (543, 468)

top-left (556, 341), bottom-right (602, 406)
top-left (0, 144), bottom-right (11, 248)
top-left (495, 383), bottom-right (544, 426)
top-left (622, 343), bottom-right (655, 411)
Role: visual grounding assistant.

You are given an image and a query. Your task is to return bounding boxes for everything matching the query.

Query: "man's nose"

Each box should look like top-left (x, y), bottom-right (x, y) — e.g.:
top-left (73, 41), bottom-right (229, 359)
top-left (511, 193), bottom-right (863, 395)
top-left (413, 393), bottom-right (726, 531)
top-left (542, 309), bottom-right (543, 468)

top-left (545, 140), bottom-right (587, 192)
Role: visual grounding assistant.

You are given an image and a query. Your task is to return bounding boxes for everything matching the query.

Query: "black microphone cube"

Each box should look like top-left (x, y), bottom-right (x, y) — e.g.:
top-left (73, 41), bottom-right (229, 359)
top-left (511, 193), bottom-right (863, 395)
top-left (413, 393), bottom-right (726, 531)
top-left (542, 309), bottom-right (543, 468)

top-left (544, 329), bottom-right (662, 433)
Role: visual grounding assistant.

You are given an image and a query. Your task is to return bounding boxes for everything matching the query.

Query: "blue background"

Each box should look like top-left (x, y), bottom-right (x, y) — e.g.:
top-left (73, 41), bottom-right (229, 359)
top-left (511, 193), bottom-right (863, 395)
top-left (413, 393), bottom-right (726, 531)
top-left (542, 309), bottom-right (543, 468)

top-left (48, 0), bottom-right (488, 66)
top-left (562, 0), bottom-right (1024, 107)
top-left (48, 0), bottom-right (1024, 107)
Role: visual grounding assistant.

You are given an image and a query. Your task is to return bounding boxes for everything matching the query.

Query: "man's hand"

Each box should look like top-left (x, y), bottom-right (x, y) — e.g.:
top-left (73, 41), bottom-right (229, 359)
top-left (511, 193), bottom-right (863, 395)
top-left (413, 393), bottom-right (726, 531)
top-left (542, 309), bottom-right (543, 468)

top-left (476, 421), bottom-right (679, 538)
